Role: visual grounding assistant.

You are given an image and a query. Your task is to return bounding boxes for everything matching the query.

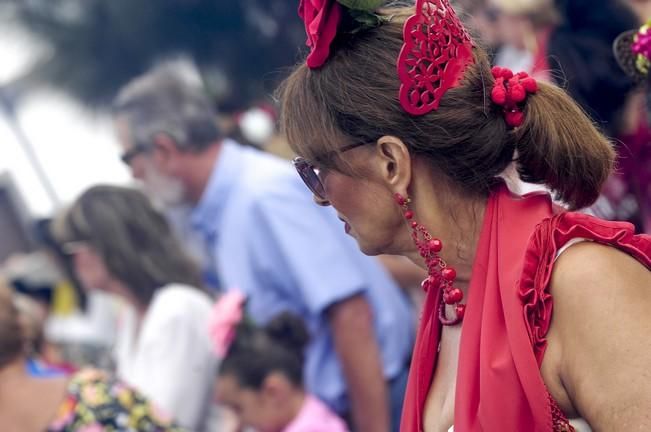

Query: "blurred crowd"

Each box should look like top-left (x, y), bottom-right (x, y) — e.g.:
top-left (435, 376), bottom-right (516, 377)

top-left (460, 0), bottom-right (651, 231)
top-left (0, 0), bottom-right (649, 431)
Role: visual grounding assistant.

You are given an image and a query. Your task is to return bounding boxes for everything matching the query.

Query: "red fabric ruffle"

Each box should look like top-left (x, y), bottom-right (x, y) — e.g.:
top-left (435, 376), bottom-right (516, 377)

top-left (520, 212), bottom-right (651, 366)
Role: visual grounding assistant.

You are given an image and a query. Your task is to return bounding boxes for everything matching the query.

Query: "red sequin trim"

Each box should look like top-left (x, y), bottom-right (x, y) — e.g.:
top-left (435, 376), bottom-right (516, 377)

top-left (549, 392), bottom-right (576, 432)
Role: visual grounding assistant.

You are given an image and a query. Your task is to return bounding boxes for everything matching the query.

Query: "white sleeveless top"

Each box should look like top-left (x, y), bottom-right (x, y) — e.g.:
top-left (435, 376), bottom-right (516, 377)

top-left (555, 237), bottom-right (591, 261)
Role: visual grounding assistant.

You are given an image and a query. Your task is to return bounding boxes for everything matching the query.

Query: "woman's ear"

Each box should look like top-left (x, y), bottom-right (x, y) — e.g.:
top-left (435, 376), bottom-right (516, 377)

top-left (373, 135), bottom-right (412, 196)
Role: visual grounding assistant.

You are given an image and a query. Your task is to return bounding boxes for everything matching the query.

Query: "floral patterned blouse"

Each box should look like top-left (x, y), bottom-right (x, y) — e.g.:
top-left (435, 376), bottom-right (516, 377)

top-left (47, 369), bottom-right (184, 432)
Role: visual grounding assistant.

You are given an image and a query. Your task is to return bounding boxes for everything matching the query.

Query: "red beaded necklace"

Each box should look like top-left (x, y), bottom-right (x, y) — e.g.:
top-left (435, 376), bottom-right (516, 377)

top-left (395, 193), bottom-right (465, 325)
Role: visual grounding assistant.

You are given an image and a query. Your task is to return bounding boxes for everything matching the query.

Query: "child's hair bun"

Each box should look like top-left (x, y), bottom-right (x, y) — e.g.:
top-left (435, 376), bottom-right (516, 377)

top-left (220, 312), bottom-right (310, 389)
top-left (265, 312), bottom-right (310, 356)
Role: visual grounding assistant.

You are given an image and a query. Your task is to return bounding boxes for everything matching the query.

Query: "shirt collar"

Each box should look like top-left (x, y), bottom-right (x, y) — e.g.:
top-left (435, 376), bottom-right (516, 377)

top-left (191, 139), bottom-right (244, 235)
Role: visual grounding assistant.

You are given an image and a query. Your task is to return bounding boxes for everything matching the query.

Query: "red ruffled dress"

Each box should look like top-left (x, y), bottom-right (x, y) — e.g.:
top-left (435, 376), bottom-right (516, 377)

top-left (400, 184), bottom-right (651, 432)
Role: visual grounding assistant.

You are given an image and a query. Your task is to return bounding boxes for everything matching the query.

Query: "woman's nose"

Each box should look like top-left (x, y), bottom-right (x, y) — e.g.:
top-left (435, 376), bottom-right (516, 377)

top-left (314, 195), bottom-right (331, 207)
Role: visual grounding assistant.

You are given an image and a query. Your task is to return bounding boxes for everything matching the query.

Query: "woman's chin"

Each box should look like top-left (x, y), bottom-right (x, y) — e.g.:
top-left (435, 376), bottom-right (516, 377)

top-left (346, 227), bottom-right (396, 256)
top-left (355, 238), bottom-right (388, 257)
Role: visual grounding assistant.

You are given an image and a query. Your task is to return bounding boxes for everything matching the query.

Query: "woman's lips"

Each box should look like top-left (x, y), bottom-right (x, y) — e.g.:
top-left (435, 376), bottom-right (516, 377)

top-left (339, 216), bottom-right (351, 234)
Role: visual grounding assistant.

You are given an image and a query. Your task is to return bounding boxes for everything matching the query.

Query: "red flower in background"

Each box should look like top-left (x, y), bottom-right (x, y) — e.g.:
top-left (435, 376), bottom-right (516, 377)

top-left (299, 0), bottom-right (342, 68)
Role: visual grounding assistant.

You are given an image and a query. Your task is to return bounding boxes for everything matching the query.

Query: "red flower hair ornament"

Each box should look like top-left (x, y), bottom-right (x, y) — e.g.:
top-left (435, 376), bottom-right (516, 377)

top-left (298, 0), bottom-right (385, 69)
top-left (299, 0), bottom-right (343, 69)
top-left (298, 0), bottom-right (476, 116)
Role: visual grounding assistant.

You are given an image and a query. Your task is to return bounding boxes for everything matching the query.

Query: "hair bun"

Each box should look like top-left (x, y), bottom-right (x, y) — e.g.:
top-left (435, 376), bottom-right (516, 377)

top-left (265, 312), bottom-right (310, 356)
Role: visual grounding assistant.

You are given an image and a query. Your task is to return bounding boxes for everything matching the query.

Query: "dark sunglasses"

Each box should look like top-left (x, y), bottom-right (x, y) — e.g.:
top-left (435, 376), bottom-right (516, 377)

top-left (120, 143), bottom-right (150, 166)
top-left (292, 141), bottom-right (369, 201)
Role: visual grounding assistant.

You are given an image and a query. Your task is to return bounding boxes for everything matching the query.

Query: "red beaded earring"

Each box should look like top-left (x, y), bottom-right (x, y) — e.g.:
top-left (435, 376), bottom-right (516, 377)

top-left (394, 193), bottom-right (465, 325)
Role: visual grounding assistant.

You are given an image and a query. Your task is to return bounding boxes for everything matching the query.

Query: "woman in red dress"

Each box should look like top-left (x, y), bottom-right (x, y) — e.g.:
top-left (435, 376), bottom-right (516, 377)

top-left (279, 1), bottom-right (651, 431)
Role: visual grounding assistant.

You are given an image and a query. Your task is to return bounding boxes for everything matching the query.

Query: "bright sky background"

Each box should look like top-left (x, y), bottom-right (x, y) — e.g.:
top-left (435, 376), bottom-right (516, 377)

top-left (0, 22), bottom-right (131, 217)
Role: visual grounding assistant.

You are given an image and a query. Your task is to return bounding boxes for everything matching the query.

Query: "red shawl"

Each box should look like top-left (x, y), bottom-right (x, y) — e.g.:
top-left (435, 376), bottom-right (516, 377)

top-left (400, 184), bottom-right (651, 432)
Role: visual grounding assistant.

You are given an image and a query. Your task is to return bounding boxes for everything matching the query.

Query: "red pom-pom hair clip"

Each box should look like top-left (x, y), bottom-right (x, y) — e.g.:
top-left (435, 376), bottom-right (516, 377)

top-left (490, 67), bottom-right (538, 128)
top-left (397, 0), bottom-right (475, 116)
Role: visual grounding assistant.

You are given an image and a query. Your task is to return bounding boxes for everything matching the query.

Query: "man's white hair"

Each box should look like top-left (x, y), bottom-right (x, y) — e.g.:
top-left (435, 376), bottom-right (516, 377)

top-left (113, 57), bottom-right (221, 152)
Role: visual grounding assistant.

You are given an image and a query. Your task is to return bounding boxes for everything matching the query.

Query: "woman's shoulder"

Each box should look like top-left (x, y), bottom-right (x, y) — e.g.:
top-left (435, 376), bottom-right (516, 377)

top-left (137, 284), bottom-right (214, 346)
top-left (155, 283), bottom-right (212, 302)
top-left (545, 238), bottom-right (651, 429)
top-left (149, 284), bottom-right (214, 320)
top-left (520, 211), bottom-right (651, 363)
top-left (540, 211), bottom-right (651, 317)
top-left (551, 240), bottom-right (650, 307)
top-left (48, 369), bottom-right (184, 431)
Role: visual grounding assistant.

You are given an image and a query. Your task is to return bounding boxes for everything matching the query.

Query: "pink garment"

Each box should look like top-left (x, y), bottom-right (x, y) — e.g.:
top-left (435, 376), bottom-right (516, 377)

top-left (283, 395), bottom-right (349, 432)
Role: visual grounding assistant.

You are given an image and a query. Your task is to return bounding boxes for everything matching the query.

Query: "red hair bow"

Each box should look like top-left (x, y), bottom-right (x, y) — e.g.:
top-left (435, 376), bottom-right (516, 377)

top-left (490, 67), bottom-right (538, 128)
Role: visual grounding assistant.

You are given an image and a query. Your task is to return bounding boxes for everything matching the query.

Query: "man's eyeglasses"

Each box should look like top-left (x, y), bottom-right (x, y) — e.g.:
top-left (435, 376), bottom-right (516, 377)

top-left (292, 141), bottom-right (369, 201)
top-left (120, 143), bottom-right (150, 166)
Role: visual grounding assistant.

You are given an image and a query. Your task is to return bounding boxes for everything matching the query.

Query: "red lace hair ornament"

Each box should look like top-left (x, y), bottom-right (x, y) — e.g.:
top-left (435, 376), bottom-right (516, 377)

top-left (397, 0), bottom-right (475, 116)
top-left (490, 66), bottom-right (538, 128)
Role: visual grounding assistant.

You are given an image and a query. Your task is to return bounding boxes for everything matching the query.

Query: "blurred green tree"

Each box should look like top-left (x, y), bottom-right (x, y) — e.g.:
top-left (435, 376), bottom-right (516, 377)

top-left (4, 0), bottom-right (306, 111)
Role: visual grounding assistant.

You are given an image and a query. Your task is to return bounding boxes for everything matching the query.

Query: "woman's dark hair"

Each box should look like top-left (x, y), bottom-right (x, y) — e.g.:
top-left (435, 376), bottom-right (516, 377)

top-left (219, 312), bottom-right (310, 389)
top-left (0, 284), bottom-right (24, 369)
top-left (55, 185), bottom-right (203, 307)
top-left (279, 6), bottom-right (615, 210)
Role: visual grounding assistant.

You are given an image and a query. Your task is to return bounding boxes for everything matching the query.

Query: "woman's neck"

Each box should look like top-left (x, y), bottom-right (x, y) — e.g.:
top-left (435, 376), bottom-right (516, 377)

top-left (107, 279), bottom-right (148, 318)
top-left (401, 177), bottom-right (487, 292)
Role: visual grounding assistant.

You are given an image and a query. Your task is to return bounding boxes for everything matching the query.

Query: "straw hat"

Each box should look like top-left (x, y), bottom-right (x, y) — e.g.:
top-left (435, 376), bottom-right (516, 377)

top-left (613, 25), bottom-right (649, 84)
top-left (492, 0), bottom-right (553, 16)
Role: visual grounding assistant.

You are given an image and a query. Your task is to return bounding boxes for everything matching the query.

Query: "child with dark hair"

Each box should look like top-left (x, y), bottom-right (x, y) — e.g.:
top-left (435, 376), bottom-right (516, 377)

top-left (209, 292), bottom-right (348, 432)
